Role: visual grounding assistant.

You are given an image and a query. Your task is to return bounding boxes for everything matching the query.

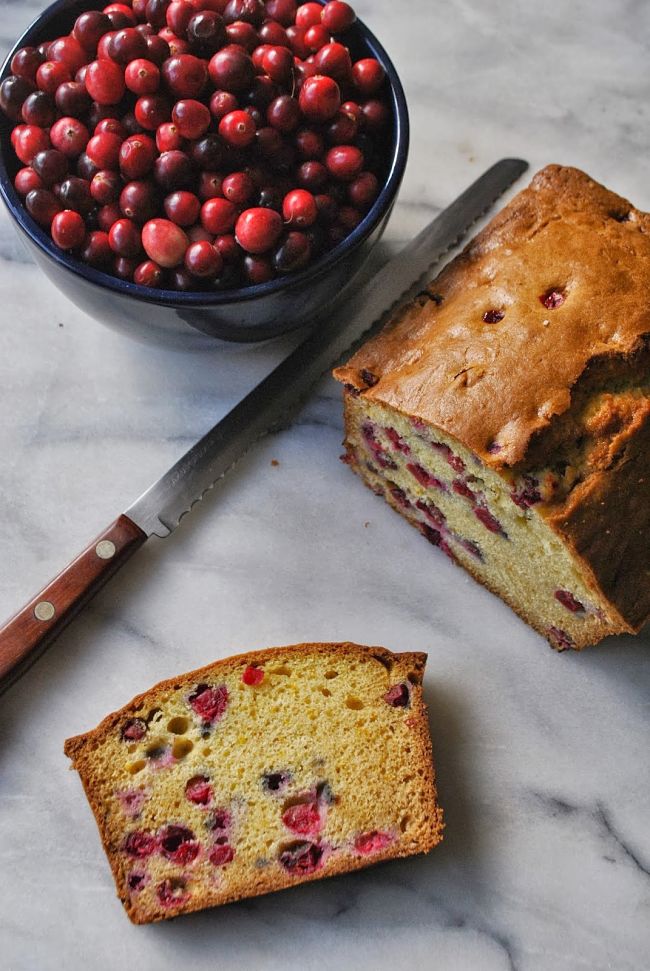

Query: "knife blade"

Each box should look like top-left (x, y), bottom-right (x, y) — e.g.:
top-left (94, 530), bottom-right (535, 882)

top-left (0, 158), bottom-right (528, 692)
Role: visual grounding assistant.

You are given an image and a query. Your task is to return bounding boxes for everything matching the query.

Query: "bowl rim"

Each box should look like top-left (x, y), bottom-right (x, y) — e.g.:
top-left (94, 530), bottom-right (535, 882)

top-left (0, 0), bottom-right (409, 307)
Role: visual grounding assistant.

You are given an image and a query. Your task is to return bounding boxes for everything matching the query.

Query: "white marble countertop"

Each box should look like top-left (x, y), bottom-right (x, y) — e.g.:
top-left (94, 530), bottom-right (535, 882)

top-left (1, 1), bottom-right (649, 969)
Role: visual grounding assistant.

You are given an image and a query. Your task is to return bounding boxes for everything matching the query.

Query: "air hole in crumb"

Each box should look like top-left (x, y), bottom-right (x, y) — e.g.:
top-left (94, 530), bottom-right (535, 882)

top-left (400, 815), bottom-right (410, 833)
top-left (270, 665), bottom-right (292, 676)
top-left (407, 671), bottom-right (421, 685)
top-left (145, 741), bottom-right (166, 759)
top-left (147, 708), bottom-right (163, 724)
top-left (370, 653), bottom-right (393, 672)
top-left (319, 688), bottom-right (332, 697)
top-left (167, 716), bottom-right (189, 735)
top-left (127, 744), bottom-right (137, 754)
top-left (202, 747), bottom-right (211, 756)
top-left (172, 738), bottom-right (194, 759)
top-left (127, 760), bottom-right (146, 775)
top-left (345, 697), bottom-right (364, 710)
top-left (324, 670), bottom-right (339, 680)
top-left (609, 210), bottom-right (631, 222)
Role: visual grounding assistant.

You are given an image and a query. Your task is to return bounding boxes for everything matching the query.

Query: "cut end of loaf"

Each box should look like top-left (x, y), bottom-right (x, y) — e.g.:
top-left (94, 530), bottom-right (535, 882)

top-left (64, 642), bottom-right (443, 924)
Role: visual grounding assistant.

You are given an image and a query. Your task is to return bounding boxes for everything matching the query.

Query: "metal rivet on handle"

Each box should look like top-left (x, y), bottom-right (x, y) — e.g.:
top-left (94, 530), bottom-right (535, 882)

top-left (95, 540), bottom-right (116, 559)
top-left (34, 601), bottom-right (56, 622)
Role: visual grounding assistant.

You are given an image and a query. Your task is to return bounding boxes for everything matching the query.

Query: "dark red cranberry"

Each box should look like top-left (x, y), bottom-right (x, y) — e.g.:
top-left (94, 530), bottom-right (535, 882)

top-left (349, 171), bottom-right (378, 210)
top-left (315, 192), bottom-right (338, 223)
top-left (48, 36), bottom-right (87, 74)
top-left (21, 90), bottom-right (55, 128)
top-left (145, 0), bottom-right (172, 29)
top-left (245, 74), bottom-right (279, 109)
top-left (109, 217), bottom-right (143, 258)
top-left (322, 1), bottom-right (356, 32)
top-left (511, 475), bottom-right (541, 509)
top-left (82, 230), bottom-right (113, 266)
top-left (32, 148), bottom-right (68, 186)
top-left (227, 20), bottom-right (260, 51)
top-left (157, 878), bottom-right (190, 907)
top-left (198, 170), bottom-right (223, 199)
top-left (384, 683), bottom-right (410, 707)
top-left (162, 53), bottom-right (208, 97)
top-left (235, 206), bottom-right (282, 253)
top-left (0, 75), bottom-right (35, 121)
top-left (255, 126), bottom-right (282, 159)
top-left (188, 683), bottom-right (229, 723)
top-left (326, 110), bottom-right (357, 145)
top-left (209, 88), bottom-right (238, 119)
top-left (10, 47), bottom-right (45, 84)
top-left (51, 209), bottom-right (86, 249)
top-left (352, 57), bottom-right (385, 96)
top-left (223, 0), bottom-right (265, 27)
top-left (244, 253), bottom-right (273, 283)
top-left (98, 201), bottom-right (122, 230)
top-left (474, 506), bottom-right (507, 537)
top-left (120, 179), bottom-right (159, 221)
top-left (166, 0), bottom-right (193, 36)
top-left (483, 309), bottom-right (504, 323)
top-left (222, 170), bottom-right (254, 204)
top-left (134, 259), bottom-right (165, 286)
top-left (215, 233), bottom-right (239, 261)
top-left (209, 844), bottom-right (235, 866)
top-left (127, 872), bottom-right (147, 892)
top-left (58, 176), bottom-right (94, 215)
top-left (258, 20), bottom-right (288, 46)
top-left (55, 81), bottom-right (92, 118)
top-left (91, 169), bottom-right (122, 205)
top-left (164, 189), bottom-right (200, 224)
top-left (219, 108), bottom-right (256, 146)
top-left (119, 134), bottom-right (157, 179)
top-left (187, 11), bottom-right (227, 55)
top-left (326, 143), bottom-right (363, 180)
top-left (266, 94), bottom-right (300, 132)
top-left (360, 98), bottom-right (389, 132)
top-left (85, 59), bottom-right (126, 104)
top-left (185, 239), bottom-right (222, 277)
top-left (26, 188), bottom-right (62, 227)
top-left (299, 74), bottom-right (341, 122)
top-left (297, 160), bottom-right (327, 190)
top-left (125, 830), bottom-right (158, 857)
top-left (547, 627), bottom-right (575, 651)
top-left (273, 230), bottom-right (310, 272)
top-left (279, 841), bottom-right (323, 874)
top-left (109, 27), bottom-right (149, 64)
top-left (541, 288), bottom-right (566, 309)
top-left (555, 590), bottom-right (585, 613)
top-left (105, 2), bottom-right (138, 28)
top-left (134, 93), bottom-right (171, 130)
top-left (74, 11), bottom-right (113, 51)
top-left (160, 824), bottom-right (200, 863)
top-left (265, 0), bottom-right (297, 27)
top-left (316, 42), bottom-right (352, 82)
top-left (77, 151), bottom-right (101, 181)
top-left (257, 184), bottom-right (283, 210)
top-left (154, 149), bottom-right (194, 189)
top-left (172, 98), bottom-right (210, 138)
top-left (262, 770), bottom-right (290, 792)
top-left (185, 775), bottom-right (213, 805)
top-left (294, 127), bottom-right (324, 159)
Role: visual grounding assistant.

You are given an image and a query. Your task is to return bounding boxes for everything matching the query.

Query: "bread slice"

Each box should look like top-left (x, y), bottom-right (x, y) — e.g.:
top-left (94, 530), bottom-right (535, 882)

top-left (64, 642), bottom-right (443, 924)
top-left (334, 166), bottom-right (650, 650)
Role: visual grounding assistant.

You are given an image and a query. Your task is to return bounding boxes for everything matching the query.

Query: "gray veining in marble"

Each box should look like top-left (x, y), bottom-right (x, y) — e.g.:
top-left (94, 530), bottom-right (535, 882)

top-left (1, 1), bottom-right (649, 969)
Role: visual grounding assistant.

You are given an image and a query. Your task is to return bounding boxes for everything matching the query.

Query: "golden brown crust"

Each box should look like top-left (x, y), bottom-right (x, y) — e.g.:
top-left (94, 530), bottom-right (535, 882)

top-left (334, 165), bottom-right (650, 468)
top-left (65, 642), bottom-right (444, 924)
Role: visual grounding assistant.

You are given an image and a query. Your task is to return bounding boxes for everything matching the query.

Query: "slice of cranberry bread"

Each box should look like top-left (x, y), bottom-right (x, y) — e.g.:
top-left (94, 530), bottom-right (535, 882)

top-left (334, 166), bottom-right (650, 651)
top-left (64, 642), bottom-right (443, 924)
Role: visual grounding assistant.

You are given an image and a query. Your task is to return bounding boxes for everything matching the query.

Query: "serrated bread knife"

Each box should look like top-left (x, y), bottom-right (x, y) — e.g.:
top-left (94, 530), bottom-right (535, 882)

top-left (0, 158), bottom-right (528, 693)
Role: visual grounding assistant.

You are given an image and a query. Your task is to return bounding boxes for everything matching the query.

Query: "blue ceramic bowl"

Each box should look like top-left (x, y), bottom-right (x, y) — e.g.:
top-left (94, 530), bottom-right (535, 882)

top-left (0, 0), bottom-right (408, 344)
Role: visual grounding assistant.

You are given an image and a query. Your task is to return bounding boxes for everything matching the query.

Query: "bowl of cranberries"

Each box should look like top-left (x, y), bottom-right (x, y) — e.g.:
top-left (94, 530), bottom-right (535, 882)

top-left (0, 0), bottom-right (408, 343)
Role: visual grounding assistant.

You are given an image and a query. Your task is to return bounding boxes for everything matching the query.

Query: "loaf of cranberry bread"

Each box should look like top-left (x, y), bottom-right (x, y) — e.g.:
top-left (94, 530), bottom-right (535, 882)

top-left (334, 166), bottom-right (649, 650)
top-left (64, 642), bottom-right (443, 924)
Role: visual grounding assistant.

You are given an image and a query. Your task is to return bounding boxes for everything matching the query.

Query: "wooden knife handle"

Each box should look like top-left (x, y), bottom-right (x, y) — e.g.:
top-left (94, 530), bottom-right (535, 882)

top-left (0, 515), bottom-right (146, 693)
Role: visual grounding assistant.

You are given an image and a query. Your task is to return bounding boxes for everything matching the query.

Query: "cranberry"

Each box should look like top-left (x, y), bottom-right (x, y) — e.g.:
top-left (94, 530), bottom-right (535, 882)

top-left (144, 0), bottom-right (170, 29)
top-left (51, 209), bottom-right (86, 249)
top-left (127, 872), bottom-right (147, 892)
top-left (55, 81), bottom-right (92, 118)
top-left (36, 62), bottom-right (71, 97)
top-left (77, 152), bottom-right (102, 182)
top-left (20, 90), bottom-right (55, 128)
top-left (172, 98), bottom-right (210, 137)
top-left (74, 11), bottom-right (112, 52)
top-left (297, 160), bottom-right (327, 190)
top-left (217, 171), bottom-right (251, 205)
top-left (198, 170), bottom-right (223, 199)
top-left (185, 775), bottom-right (213, 805)
top-left (483, 309), bottom-right (504, 323)
top-left (82, 229), bottom-right (113, 266)
top-left (326, 109), bottom-right (357, 144)
top-left (541, 288), bottom-right (565, 309)
top-left (208, 46), bottom-right (254, 91)
top-left (282, 801), bottom-right (321, 835)
top-left (555, 590), bottom-right (585, 613)
top-left (89, 169), bottom-right (119, 205)
top-left (201, 196), bottom-right (237, 233)
top-left (124, 58), bottom-right (161, 95)
top-left (209, 844), bottom-right (235, 866)
top-left (244, 253), bottom-right (273, 283)
top-left (125, 831), bottom-right (158, 857)
top-left (354, 831), bottom-right (392, 855)
top-left (26, 188), bottom-right (62, 227)
top-left (326, 144), bottom-right (363, 180)
top-left (299, 74), bottom-right (340, 122)
top-left (85, 131), bottom-right (122, 169)
top-left (156, 120), bottom-right (184, 151)
top-left (163, 189), bottom-right (199, 224)
top-left (97, 31), bottom-right (118, 60)
top-left (160, 824), bottom-right (200, 863)
top-left (121, 717), bottom-right (148, 741)
top-left (304, 24), bottom-right (328, 52)
top-left (185, 239), bottom-right (222, 277)
top-left (84, 59), bottom-right (124, 105)
top-left (166, 1), bottom-right (195, 36)
top-left (235, 206), bottom-right (282, 253)
top-left (265, 0), bottom-right (297, 27)
top-left (547, 627), bottom-right (575, 651)
top-left (99, 201), bottom-right (122, 230)
top-left (154, 148), bottom-right (194, 189)
top-left (246, 74), bottom-right (279, 108)
top-left (261, 45), bottom-right (293, 83)
top-left (140, 217), bottom-right (188, 265)
top-left (50, 115), bottom-right (90, 161)
top-left (267, 94), bottom-right (300, 132)
top-left (316, 42), bottom-right (351, 82)
top-left (32, 148), bottom-right (68, 186)
top-left (157, 878), bottom-right (190, 907)
top-left (105, 3), bottom-right (138, 28)
top-left (217, 108), bottom-right (254, 146)
top-left (134, 259), bottom-right (165, 285)
top-left (120, 179), bottom-right (159, 221)
top-left (254, 126), bottom-right (281, 160)
top-left (352, 57), bottom-right (385, 96)
top-left (322, 1), bottom-right (355, 32)
top-left (279, 840), bottom-right (323, 874)
top-left (162, 53), bottom-right (208, 97)
top-left (187, 11), bottom-right (227, 55)
top-left (281, 187), bottom-right (316, 227)
top-left (274, 230), bottom-right (310, 272)
top-left (188, 682), bottom-right (229, 723)
top-left (119, 134), bottom-right (156, 179)
top-left (241, 664), bottom-right (264, 685)
top-left (214, 233), bottom-right (238, 261)
top-left (474, 506), bottom-right (507, 537)
top-left (134, 93), bottom-right (171, 129)
top-left (349, 171), bottom-right (379, 210)
top-left (146, 34), bottom-right (171, 65)
top-left (209, 88), bottom-right (238, 119)
top-left (295, 3), bottom-right (322, 28)
top-left (223, 0), bottom-right (265, 27)
top-left (48, 36), bottom-right (88, 74)
top-left (226, 21), bottom-right (258, 51)
top-left (58, 176), bottom-right (94, 215)
top-left (384, 683), bottom-right (410, 707)
top-left (360, 98), bottom-right (389, 132)
top-left (13, 125), bottom-right (49, 165)
top-left (14, 167), bottom-right (43, 196)
top-left (109, 217), bottom-right (143, 257)
top-left (315, 192), bottom-right (337, 223)
top-left (262, 770), bottom-right (290, 791)
top-left (11, 48), bottom-right (44, 84)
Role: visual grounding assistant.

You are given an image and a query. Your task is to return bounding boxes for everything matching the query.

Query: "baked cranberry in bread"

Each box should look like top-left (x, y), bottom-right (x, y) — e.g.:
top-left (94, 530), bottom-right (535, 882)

top-left (64, 643), bottom-right (443, 923)
top-left (334, 166), bottom-right (649, 650)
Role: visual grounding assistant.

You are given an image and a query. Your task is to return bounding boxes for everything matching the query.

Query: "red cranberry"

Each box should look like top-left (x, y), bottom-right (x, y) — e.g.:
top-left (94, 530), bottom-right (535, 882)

top-left (274, 230), bottom-right (310, 272)
top-left (208, 46), bottom-right (254, 91)
top-left (74, 11), bottom-right (112, 52)
top-left (198, 170), bottom-right (223, 199)
top-left (164, 189), bottom-right (200, 224)
top-left (188, 683), bottom-right (229, 723)
top-left (185, 775), bottom-right (213, 805)
top-left (222, 170), bottom-right (254, 204)
top-left (120, 179), bottom-right (159, 221)
top-left (541, 288), bottom-right (565, 309)
top-left (94, 116), bottom-right (126, 137)
top-left (10, 47), bottom-right (44, 83)
top-left (142, 217), bottom-right (189, 265)
top-left (120, 717), bottom-right (147, 742)
top-left (32, 148), bottom-right (68, 186)
top-left (304, 24), bottom-right (329, 52)
top-left (299, 74), bottom-right (340, 122)
top-left (14, 167), bottom-right (43, 195)
top-left (555, 590), bottom-right (585, 613)
top-left (360, 98), bottom-right (389, 132)
top-left (154, 148), bottom-right (194, 189)
top-left (286, 26), bottom-right (310, 59)
top-left (266, 94), bottom-right (300, 132)
top-left (125, 831), bottom-right (158, 857)
top-left (316, 42), bottom-right (352, 82)
top-left (156, 120), bottom-right (184, 151)
top-left (51, 209), bottom-right (86, 249)
top-left (259, 46), bottom-right (292, 85)
top-left (134, 258), bottom-right (165, 286)
top-left (162, 53), bottom-right (208, 97)
top-left (172, 97), bottom-right (210, 137)
top-left (295, 3), bottom-right (322, 28)
top-left (157, 878), bottom-right (190, 907)
top-left (26, 188), bottom-right (62, 226)
top-left (282, 801), bottom-right (321, 835)
top-left (223, 0), bottom-right (265, 27)
top-left (244, 253), bottom-right (273, 283)
top-left (279, 840), bottom-right (323, 874)
top-left (483, 309), bottom-right (505, 324)
top-left (352, 57), bottom-right (385, 96)
top-left (86, 131), bottom-right (123, 168)
top-left (109, 217), bottom-right (143, 257)
top-left (48, 36), bottom-right (87, 74)
top-left (55, 80), bottom-right (92, 118)
top-left (82, 229), bottom-right (113, 266)
top-left (134, 93), bottom-right (171, 129)
top-left (159, 824), bottom-right (200, 864)
top-left (321, 1), bottom-right (355, 32)
top-left (218, 108), bottom-right (256, 146)
top-left (384, 683), bottom-right (410, 707)
top-left (226, 20), bottom-right (259, 51)
top-left (97, 31), bottom-right (118, 60)
top-left (265, 0), bottom-right (297, 27)
top-left (105, 2), bottom-right (138, 28)
top-left (349, 171), bottom-right (378, 209)
top-left (295, 160), bottom-right (326, 190)
top-left (91, 169), bottom-right (121, 204)
top-left (257, 19), bottom-right (287, 45)
top-left (209, 88), bottom-right (238, 119)
top-left (47, 118), bottom-right (88, 161)
top-left (241, 664), bottom-right (264, 685)
top-left (125, 58), bottom-right (161, 94)
top-left (326, 144), bottom-right (363, 180)
top-left (35, 61), bottom-right (70, 95)
top-left (354, 830), bottom-right (392, 855)
top-left (215, 233), bottom-right (239, 260)
top-left (185, 239), bottom-right (222, 277)
top-left (235, 206), bottom-right (282, 253)
top-left (14, 125), bottom-right (50, 165)
top-left (209, 844), bottom-right (235, 866)
top-left (326, 109), bottom-right (357, 144)
top-left (119, 133), bottom-right (156, 178)
top-left (98, 201), bottom-right (122, 229)
top-left (282, 187), bottom-right (317, 226)
top-left (21, 90), bottom-right (55, 128)
top-left (166, 0), bottom-right (194, 36)
top-left (187, 11), bottom-right (227, 55)
top-left (146, 34), bottom-right (171, 65)
top-left (201, 196), bottom-right (237, 233)
top-left (85, 59), bottom-right (125, 104)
